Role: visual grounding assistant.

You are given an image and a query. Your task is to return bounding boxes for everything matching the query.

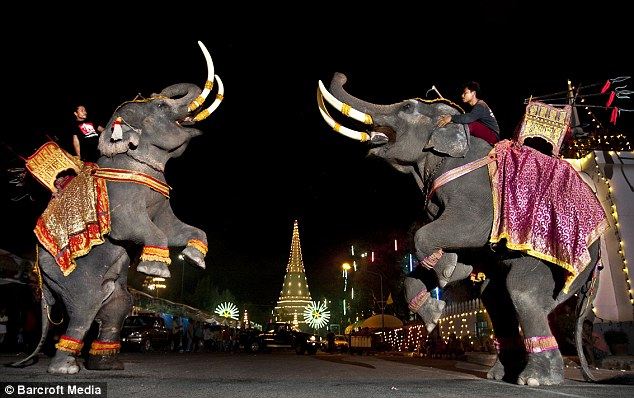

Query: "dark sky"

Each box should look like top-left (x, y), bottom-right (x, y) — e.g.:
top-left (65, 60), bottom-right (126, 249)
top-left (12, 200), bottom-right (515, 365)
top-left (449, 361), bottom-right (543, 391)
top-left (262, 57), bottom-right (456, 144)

top-left (2, 4), bottom-right (631, 308)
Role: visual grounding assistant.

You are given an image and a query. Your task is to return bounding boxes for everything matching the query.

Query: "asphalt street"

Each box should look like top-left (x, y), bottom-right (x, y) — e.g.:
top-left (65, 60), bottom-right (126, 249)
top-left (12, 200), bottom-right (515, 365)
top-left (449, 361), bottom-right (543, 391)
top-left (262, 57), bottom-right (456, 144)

top-left (1, 351), bottom-right (633, 397)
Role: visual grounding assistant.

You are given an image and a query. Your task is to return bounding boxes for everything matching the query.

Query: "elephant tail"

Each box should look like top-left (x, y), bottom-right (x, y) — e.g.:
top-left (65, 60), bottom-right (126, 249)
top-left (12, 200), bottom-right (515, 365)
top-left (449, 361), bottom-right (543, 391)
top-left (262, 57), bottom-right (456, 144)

top-left (7, 284), bottom-right (55, 368)
top-left (574, 262), bottom-right (601, 382)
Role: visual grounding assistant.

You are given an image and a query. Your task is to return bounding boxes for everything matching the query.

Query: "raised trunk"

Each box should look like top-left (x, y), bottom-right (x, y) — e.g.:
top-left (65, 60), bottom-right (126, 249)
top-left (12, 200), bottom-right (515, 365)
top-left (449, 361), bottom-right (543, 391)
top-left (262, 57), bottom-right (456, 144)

top-left (159, 83), bottom-right (202, 116)
top-left (328, 73), bottom-right (399, 115)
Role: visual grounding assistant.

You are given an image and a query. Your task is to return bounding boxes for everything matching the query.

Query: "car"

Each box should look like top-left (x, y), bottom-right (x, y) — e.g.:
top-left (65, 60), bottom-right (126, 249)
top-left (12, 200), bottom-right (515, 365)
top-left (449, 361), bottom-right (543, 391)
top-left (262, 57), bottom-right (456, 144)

top-left (120, 314), bottom-right (171, 352)
top-left (236, 328), bottom-right (262, 352)
top-left (258, 322), bottom-right (319, 355)
top-left (321, 334), bottom-right (350, 352)
top-left (333, 335), bottom-right (350, 352)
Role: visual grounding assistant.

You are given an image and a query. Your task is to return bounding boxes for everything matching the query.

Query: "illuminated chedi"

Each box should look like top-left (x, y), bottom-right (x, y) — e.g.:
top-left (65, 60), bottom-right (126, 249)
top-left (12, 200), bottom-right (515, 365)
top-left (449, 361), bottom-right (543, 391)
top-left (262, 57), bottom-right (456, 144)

top-left (275, 220), bottom-right (313, 325)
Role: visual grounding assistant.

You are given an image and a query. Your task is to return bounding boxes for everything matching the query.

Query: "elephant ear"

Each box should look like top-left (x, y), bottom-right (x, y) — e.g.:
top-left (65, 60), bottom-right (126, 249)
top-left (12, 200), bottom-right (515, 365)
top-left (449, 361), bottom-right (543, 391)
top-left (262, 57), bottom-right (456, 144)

top-left (98, 116), bottom-right (141, 157)
top-left (425, 121), bottom-right (470, 158)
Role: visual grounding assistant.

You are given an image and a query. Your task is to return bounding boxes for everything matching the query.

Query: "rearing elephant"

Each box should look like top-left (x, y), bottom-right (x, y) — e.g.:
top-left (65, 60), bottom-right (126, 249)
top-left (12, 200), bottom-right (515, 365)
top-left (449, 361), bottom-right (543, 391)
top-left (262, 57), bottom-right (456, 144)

top-left (13, 42), bottom-right (224, 374)
top-left (318, 73), bottom-right (605, 386)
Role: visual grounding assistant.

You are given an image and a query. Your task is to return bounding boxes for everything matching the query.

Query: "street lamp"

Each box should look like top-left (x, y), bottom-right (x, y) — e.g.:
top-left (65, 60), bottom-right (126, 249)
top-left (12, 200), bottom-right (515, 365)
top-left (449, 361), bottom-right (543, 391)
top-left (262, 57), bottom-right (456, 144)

top-left (342, 263), bottom-right (385, 339)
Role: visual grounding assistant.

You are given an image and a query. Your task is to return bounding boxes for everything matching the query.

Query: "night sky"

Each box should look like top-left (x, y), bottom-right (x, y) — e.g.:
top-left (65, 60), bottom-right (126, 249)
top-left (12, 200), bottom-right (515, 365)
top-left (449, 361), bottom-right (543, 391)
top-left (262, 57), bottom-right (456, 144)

top-left (2, 4), bottom-right (630, 310)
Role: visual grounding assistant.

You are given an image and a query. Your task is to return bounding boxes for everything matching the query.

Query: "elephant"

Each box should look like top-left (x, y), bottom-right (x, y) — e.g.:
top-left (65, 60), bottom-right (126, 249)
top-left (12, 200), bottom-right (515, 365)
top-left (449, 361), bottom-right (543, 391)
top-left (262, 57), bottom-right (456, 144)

top-left (317, 73), bottom-right (605, 386)
top-left (12, 42), bottom-right (224, 374)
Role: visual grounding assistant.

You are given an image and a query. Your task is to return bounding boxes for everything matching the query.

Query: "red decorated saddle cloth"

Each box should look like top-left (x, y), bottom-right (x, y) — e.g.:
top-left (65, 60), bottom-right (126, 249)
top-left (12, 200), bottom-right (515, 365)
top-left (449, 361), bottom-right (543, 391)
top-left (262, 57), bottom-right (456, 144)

top-left (488, 140), bottom-right (608, 291)
top-left (34, 163), bottom-right (111, 276)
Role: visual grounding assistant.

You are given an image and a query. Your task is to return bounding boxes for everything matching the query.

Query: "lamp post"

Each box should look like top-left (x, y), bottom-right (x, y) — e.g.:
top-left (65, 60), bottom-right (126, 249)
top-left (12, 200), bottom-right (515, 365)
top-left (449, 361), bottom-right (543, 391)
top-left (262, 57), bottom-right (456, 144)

top-left (178, 254), bottom-right (185, 303)
top-left (342, 263), bottom-right (385, 340)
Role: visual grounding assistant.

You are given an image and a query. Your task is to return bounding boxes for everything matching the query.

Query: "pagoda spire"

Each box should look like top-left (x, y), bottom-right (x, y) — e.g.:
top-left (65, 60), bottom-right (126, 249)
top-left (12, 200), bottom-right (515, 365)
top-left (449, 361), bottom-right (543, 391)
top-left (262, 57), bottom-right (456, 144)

top-left (275, 220), bottom-right (312, 326)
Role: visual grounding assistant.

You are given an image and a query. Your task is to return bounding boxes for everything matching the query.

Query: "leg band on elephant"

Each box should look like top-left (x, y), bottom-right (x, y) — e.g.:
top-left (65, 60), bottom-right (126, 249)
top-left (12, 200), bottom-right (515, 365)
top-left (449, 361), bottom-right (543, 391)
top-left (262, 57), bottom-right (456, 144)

top-left (49, 336), bottom-right (84, 374)
top-left (404, 277), bottom-right (446, 332)
top-left (421, 249), bottom-right (473, 288)
top-left (182, 239), bottom-right (208, 269)
top-left (137, 245), bottom-right (171, 277)
top-left (86, 341), bottom-right (124, 370)
top-left (518, 336), bottom-right (563, 386)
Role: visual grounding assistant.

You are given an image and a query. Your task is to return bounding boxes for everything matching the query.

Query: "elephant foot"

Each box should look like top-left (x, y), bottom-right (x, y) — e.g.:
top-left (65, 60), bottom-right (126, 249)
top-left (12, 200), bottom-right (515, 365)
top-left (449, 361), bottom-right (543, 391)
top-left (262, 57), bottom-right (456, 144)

top-left (517, 351), bottom-right (564, 386)
top-left (433, 253), bottom-right (472, 288)
top-left (182, 245), bottom-right (206, 269)
top-left (47, 353), bottom-right (80, 374)
top-left (137, 261), bottom-right (171, 277)
top-left (404, 277), bottom-right (445, 333)
top-left (487, 357), bottom-right (505, 380)
top-left (85, 354), bottom-right (124, 370)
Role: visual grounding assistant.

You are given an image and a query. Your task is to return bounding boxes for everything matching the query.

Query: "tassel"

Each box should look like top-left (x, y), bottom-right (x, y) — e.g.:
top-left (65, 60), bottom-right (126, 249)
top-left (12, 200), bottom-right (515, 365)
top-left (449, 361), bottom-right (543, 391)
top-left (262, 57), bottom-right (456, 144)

top-left (606, 91), bottom-right (616, 107)
top-left (610, 107), bottom-right (619, 125)
top-left (600, 80), bottom-right (611, 94)
top-left (111, 117), bottom-right (123, 141)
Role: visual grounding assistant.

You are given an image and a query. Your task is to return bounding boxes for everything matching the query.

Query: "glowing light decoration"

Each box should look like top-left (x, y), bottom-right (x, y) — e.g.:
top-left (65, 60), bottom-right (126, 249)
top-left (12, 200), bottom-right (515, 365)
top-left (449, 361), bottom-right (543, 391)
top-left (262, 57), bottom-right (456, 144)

top-left (303, 301), bottom-right (331, 329)
top-left (215, 302), bottom-right (239, 319)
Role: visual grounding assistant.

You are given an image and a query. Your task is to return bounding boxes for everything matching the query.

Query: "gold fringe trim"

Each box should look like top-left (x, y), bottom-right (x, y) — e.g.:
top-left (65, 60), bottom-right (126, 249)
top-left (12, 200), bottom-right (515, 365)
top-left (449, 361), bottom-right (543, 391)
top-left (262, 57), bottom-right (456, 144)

top-left (89, 341), bottom-right (121, 355)
top-left (141, 246), bottom-right (171, 265)
top-left (187, 239), bottom-right (208, 256)
top-left (56, 336), bottom-right (83, 354)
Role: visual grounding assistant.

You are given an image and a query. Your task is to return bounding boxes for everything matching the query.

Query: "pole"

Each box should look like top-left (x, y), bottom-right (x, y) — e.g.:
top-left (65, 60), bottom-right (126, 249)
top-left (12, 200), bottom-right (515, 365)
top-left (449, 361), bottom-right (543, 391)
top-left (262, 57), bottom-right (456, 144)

top-left (180, 260), bottom-right (185, 303)
top-left (379, 274), bottom-right (384, 341)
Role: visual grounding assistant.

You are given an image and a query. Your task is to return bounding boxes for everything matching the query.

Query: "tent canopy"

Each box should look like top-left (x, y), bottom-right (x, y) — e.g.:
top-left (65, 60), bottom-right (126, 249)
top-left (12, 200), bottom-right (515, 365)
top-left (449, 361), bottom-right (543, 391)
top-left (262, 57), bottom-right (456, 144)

top-left (361, 314), bottom-right (403, 329)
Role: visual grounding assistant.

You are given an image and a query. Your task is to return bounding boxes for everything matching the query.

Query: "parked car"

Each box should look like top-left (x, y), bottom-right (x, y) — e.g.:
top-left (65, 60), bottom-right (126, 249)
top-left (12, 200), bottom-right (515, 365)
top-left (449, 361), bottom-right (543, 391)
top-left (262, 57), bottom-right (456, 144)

top-left (236, 328), bottom-right (262, 352)
top-left (333, 335), bottom-right (350, 352)
top-left (121, 314), bottom-right (171, 352)
top-left (258, 322), bottom-right (318, 354)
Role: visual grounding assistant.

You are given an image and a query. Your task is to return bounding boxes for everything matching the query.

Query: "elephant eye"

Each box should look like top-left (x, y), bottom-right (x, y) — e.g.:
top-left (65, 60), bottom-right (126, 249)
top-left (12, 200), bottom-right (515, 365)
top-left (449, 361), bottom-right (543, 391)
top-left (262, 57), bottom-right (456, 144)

top-left (401, 103), bottom-right (413, 112)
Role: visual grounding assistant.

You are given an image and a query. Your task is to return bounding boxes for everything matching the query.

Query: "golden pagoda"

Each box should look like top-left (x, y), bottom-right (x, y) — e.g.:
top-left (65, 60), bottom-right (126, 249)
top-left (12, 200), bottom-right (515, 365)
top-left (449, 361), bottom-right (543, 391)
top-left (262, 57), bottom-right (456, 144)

top-left (274, 220), bottom-right (312, 325)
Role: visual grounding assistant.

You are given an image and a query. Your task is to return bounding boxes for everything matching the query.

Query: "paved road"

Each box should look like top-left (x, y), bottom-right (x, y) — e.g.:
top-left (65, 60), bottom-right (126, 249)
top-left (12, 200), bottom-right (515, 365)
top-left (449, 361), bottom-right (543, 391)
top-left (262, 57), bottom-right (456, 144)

top-left (1, 351), bottom-right (633, 397)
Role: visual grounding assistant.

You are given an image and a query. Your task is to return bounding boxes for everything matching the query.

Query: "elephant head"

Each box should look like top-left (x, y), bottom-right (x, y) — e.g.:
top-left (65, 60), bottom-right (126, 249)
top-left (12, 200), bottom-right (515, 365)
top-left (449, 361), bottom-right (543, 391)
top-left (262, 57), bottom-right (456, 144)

top-left (317, 73), bottom-right (469, 170)
top-left (99, 41), bottom-right (224, 172)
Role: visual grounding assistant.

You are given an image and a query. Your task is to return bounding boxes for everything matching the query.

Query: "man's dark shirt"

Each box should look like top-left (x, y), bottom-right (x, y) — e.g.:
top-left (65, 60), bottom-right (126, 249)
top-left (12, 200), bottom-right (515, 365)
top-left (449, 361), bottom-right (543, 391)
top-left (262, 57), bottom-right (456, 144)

top-left (71, 119), bottom-right (101, 162)
top-left (450, 100), bottom-right (500, 135)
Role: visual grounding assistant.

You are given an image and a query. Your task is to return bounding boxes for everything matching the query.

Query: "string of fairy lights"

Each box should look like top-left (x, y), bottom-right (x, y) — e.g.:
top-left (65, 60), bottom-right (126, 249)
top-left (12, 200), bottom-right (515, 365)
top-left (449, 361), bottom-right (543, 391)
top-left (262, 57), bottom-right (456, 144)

top-left (590, 151), bottom-right (634, 305)
top-left (381, 301), bottom-right (491, 351)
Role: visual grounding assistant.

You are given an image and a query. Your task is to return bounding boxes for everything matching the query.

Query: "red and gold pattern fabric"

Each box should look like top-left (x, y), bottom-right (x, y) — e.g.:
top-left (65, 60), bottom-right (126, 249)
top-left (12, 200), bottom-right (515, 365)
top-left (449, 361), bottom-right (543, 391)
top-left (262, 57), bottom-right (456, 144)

top-left (92, 168), bottom-right (170, 198)
top-left (488, 140), bottom-right (608, 291)
top-left (89, 340), bottom-right (121, 356)
top-left (34, 164), bottom-right (111, 276)
top-left (56, 335), bottom-right (84, 355)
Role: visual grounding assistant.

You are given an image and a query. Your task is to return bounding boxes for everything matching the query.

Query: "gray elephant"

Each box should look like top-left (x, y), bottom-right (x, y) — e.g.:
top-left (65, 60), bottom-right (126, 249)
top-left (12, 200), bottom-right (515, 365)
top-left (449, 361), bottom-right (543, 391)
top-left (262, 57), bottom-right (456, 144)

top-left (318, 73), bottom-right (605, 386)
top-left (13, 42), bottom-right (224, 374)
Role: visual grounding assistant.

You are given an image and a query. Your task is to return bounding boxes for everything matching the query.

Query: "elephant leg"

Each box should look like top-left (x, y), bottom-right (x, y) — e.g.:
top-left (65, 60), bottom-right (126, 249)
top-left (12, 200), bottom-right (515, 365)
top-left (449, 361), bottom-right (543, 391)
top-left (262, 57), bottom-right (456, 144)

top-left (86, 259), bottom-right (131, 370)
top-left (110, 206), bottom-right (171, 278)
top-left (153, 201), bottom-right (208, 269)
top-left (507, 258), bottom-right (563, 386)
top-left (404, 278), bottom-right (445, 332)
top-left (481, 272), bottom-right (525, 382)
top-left (47, 295), bottom-right (103, 374)
top-left (414, 211), bottom-right (488, 287)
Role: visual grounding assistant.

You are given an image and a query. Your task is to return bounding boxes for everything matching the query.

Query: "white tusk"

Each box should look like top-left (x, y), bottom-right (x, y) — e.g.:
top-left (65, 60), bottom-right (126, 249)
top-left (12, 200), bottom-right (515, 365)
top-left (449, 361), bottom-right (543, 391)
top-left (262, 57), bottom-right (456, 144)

top-left (317, 88), bottom-right (369, 142)
top-left (318, 80), bottom-right (373, 125)
top-left (188, 41), bottom-right (216, 112)
top-left (193, 75), bottom-right (224, 122)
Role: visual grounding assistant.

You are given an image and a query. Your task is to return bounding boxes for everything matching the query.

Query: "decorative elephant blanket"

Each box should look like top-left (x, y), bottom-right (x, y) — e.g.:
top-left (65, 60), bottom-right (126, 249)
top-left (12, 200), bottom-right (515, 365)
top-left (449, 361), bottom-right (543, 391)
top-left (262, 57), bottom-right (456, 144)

top-left (487, 140), bottom-right (608, 290)
top-left (34, 164), bottom-right (111, 276)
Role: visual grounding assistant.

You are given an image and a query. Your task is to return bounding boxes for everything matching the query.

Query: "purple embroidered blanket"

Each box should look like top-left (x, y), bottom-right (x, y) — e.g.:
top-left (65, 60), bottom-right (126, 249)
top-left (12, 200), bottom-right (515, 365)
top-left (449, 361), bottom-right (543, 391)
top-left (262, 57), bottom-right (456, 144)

top-left (488, 140), bottom-right (608, 289)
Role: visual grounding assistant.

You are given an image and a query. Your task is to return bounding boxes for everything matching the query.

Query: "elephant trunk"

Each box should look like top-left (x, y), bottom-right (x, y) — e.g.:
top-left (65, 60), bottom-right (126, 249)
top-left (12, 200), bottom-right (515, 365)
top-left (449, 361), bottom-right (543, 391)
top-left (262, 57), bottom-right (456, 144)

top-left (159, 83), bottom-right (202, 117)
top-left (329, 72), bottom-right (398, 116)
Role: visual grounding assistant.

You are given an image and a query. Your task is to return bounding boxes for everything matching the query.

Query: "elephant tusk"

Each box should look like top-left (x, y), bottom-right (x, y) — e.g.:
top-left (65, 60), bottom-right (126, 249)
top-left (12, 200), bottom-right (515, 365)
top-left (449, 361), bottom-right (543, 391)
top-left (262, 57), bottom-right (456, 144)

top-left (188, 41), bottom-right (216, 113)
top-left (317, 88), bottom-right (369, 142)
top-left (318, 80), bottom-right (373, 125)
top-left (192, 75), bottom-right (224, 122)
